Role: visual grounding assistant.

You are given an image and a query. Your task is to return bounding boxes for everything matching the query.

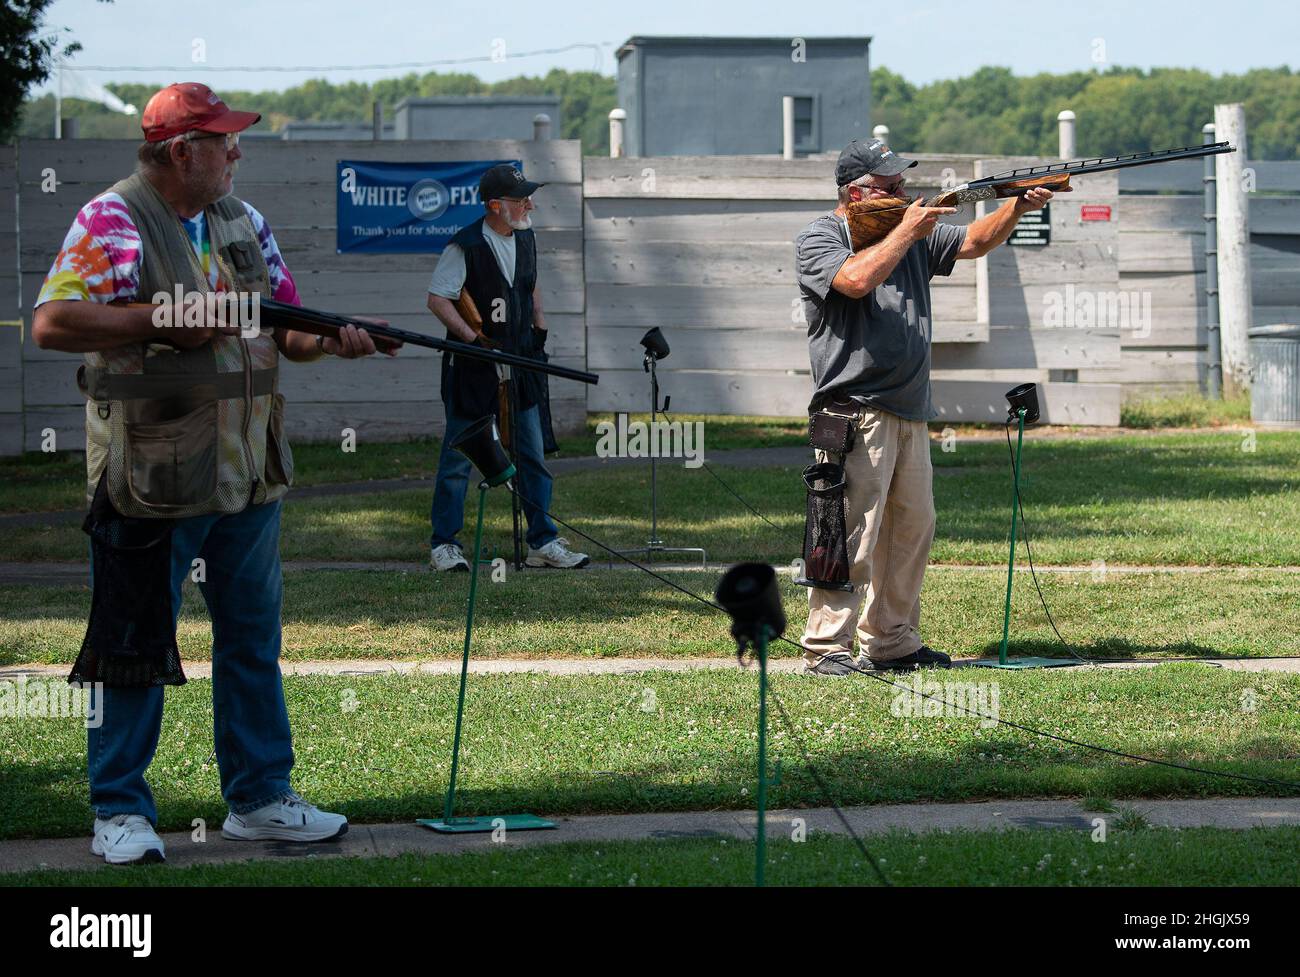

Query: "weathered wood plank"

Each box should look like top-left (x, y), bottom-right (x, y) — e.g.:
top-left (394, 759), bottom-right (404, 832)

top-left (18, 183), bottom-right (584, 261)
top-left (586, 283), bottom-right (979, 330)
top-left (1120, 160), bottom-right (1300, 193)
top-left (0, 412), bottom-right (22, 456)
top-left (931, 380), bottom-right (1121, 426)
top-left (1121, 195), bottom-right (1300, 236)
top-left (583, 154), bottom-right (977, 200)
top-left (267, 227), bottom-right (582, 274)
top-left (24, 405), bottom-right (82, 452)
top-left (584, 238), bottom-right (976, 288)
top-left (21, 263), bottom-right (586, 320)
top-left (1120, 230), bottom-right (1300, 274)
top-left (931, 327), bottom-right (1122, 370)
top-left (18, 139), bottom-right (584, 186)
top-left (1078, 349), bottom-right (1205, 386)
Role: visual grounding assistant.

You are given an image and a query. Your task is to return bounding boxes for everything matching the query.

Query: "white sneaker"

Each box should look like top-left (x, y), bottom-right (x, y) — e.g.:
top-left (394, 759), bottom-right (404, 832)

top-left (525, 537), bottom-right (590, 569)
top-left (91, 814), bottom-right (165, 865)
top-left (430, 543), bottom-right (470, 572)
top-left (222, 791), bottom-right (348, 842)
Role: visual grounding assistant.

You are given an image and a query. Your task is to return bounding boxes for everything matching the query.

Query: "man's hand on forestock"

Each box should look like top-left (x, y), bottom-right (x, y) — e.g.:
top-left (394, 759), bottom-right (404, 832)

top-left (324, 317), bottom-right (394, 358)
top-left (1014, 186), bottom-right (1056, 214)
top-left (163, 293), bottom-right (242, 349)
top-left (897, 197), bottom-right (959, 243)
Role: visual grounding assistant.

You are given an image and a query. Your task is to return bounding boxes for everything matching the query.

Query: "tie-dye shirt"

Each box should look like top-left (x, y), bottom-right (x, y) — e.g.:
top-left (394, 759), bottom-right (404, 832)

top-left (36, 192), bottom-right (301, 308)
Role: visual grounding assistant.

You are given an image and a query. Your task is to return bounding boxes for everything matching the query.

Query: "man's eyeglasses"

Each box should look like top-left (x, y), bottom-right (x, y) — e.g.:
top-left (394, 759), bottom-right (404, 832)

top-left (187, 131), bottom-right (240, 151)
top-left (862, 176), bottom-right (906, 194)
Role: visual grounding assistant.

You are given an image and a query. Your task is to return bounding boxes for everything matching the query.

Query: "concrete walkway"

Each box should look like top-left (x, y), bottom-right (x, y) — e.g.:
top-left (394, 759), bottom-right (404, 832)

top-left (2, 797), bottom-right (1297, 875)
top-left (4, 654), bottom-right (1299, 683)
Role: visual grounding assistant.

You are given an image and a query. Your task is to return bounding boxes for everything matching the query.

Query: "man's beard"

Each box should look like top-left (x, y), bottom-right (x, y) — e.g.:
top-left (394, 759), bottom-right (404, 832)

top-left (506, 213), bottom-right (532, 230)
top-left (187, 161), bottom-right (234, 205)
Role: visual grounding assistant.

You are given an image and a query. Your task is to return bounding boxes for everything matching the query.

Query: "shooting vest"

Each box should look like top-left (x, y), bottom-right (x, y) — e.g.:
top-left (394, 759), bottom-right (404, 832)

top-left (78, 171), bottom-right (293, 517)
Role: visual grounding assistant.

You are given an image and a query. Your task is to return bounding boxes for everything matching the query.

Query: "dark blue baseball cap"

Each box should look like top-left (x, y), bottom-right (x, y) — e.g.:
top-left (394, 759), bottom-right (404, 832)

top-left (480, 163), bottom-right (544, 202)
top-left (835, 138), bottom-right (918, 186)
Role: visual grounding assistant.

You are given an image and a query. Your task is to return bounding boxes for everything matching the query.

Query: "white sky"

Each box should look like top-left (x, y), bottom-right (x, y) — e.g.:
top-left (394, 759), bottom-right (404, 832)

top-left (33, 0), bottom-right (1295, 95)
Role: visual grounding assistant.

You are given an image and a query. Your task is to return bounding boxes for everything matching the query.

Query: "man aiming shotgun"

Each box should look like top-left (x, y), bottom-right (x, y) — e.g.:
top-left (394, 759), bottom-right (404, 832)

top-left (796, 138), bottom-right (1054, 676)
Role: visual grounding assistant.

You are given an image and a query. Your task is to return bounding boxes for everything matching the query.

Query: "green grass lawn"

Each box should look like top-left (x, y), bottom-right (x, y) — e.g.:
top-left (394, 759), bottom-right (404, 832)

top-left (3, 667), bottom-right (1297, 841)
top-left (2, 429), bottom-right (1295, 565)
top-left (4, 566), bottom-right (1300, 665)
top-left (0, 414), bottom-right (810, 515)
top-left (7, 826), bottom-right (1296, 886)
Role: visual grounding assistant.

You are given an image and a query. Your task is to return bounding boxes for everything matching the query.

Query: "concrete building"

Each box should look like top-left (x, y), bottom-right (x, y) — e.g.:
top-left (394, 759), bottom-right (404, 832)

top-left (393, 96), bottom-right (561, 141)
top-left (615, 35), bottom-right (872, 156)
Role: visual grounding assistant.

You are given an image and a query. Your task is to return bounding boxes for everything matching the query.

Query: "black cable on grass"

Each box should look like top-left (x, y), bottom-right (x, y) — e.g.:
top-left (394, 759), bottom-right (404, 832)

top-left (509, 485), bottom-right (1300, 794)
top-left (1003, 420), bottom-right (1088, 664)
top-left (660, 409), bottom-right (785, 532)
top-left (1001, 421), bottom-right (1240, 667)
top-left (766, 688), bottom-right (891, 886)
top-left (508, 485), bottom-right (887, 872)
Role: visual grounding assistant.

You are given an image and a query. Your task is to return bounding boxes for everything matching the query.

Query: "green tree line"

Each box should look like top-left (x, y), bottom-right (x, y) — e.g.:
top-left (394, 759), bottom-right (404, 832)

top-left (16, 64), bottom-right (1300, 159)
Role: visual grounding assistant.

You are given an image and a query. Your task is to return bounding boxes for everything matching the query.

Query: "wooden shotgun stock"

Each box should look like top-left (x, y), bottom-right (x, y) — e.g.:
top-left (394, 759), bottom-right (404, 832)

top-left (453, 287), bottom-right (512, 451)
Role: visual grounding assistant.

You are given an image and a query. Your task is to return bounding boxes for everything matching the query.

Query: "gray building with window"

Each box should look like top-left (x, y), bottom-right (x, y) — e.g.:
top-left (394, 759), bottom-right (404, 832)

top-left (615, 35), bottom-right (872, 156)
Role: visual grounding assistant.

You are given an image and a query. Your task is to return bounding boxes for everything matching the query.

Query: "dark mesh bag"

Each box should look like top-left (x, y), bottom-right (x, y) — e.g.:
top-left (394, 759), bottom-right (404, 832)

top-left (69, 475), bottom-right (185, 688)
top-left (795, 462), bottom-right (855, 592)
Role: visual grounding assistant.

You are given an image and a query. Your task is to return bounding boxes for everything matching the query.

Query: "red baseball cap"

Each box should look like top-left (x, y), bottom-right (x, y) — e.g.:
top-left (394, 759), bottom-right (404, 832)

top-left (141, 83), bottom-right (261, 143)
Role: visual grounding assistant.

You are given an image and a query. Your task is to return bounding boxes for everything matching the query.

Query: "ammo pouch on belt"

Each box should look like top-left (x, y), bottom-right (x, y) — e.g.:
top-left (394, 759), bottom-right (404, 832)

top-left (795, 462), bottom-right (855, 593)
top-left (796, 399), bottom-right (859, 593)
top-left (808, 405), bottom-right (858, 455)
top-left (69, 473), bottom-right (185, 689)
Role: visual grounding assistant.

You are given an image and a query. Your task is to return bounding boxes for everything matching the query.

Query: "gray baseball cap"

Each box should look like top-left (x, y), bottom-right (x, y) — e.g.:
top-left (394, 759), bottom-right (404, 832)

top-left (835, 138), bottom-right (918, 186)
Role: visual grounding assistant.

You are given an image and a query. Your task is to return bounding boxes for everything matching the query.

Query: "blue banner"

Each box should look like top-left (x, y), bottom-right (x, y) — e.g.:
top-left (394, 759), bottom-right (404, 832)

top-left (335, 159), bottom-right (518, 254)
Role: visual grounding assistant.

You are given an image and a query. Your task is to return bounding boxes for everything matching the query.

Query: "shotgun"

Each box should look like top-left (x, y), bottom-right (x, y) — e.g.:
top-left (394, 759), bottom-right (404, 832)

top-left (127, 296), bottom-right (597, 386)
top-left (846, 142), bottom-right (1236, 251)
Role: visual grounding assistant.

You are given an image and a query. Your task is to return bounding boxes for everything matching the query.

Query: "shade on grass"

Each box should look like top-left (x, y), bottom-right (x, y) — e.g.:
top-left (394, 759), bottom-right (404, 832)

top-left (2, 431), bottom-right (1297, 565)
top-left (4, 566), bottom-right (1300, 665)
top-left (2, 666), bottom-right (1297, 841)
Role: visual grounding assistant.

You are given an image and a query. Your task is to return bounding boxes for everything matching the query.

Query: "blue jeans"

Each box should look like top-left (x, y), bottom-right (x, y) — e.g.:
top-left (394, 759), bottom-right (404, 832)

top-left (86, 500), bottom-right (294, 824)
top-left (431, 403), bottom-right (558, 551)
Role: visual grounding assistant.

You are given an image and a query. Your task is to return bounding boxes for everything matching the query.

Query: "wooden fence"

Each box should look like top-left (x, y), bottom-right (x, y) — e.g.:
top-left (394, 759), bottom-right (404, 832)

top-left (0, 144), bottom-right (19, 456)
top-left (4, 142), bottom-right (1298, 454)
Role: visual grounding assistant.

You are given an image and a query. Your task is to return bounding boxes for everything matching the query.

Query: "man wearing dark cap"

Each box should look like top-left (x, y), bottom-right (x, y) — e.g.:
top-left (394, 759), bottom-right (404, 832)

top-left (796, 138), bottom-right (1053, 676)
top-left (425, 163), bottom-right (588, 571)
top-left (32, 83), bottom-right (389, 862)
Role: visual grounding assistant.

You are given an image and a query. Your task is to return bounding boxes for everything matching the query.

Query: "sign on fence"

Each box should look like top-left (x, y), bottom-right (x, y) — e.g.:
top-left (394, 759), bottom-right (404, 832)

top-left (1008, 203), bottom-right (1051, 246)
top-left (335, 159), bottom-right (517, 254)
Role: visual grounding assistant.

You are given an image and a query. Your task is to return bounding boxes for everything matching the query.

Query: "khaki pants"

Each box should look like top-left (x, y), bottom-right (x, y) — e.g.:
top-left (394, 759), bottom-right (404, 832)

top-left (802, 406), bottom-right (935, 665)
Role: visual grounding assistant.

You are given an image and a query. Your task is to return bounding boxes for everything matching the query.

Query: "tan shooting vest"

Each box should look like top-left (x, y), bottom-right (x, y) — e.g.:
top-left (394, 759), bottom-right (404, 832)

top-left (78, 172), bottom-right (293, 517)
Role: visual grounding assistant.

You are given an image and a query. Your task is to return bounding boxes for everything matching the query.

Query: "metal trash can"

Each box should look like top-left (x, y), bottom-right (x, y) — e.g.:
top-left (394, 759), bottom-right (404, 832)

top-left (1248, 324), bottom-right (1300, 428)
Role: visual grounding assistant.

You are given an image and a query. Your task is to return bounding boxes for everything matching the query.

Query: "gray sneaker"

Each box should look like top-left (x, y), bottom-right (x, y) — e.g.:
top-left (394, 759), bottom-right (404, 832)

top-left (803, 652), bottom-right (858, 677)
top-left (525, 537), bottom-right (590, 569)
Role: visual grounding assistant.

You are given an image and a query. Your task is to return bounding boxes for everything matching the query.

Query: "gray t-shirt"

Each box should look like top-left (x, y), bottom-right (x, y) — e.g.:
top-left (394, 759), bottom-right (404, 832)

top-left (796, 214), bottom-right (967, 420)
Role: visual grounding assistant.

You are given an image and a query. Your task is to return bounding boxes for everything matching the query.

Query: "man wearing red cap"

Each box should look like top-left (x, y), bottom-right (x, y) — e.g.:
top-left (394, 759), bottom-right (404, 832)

top-left (33, 84), bottom-right (387, 865)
